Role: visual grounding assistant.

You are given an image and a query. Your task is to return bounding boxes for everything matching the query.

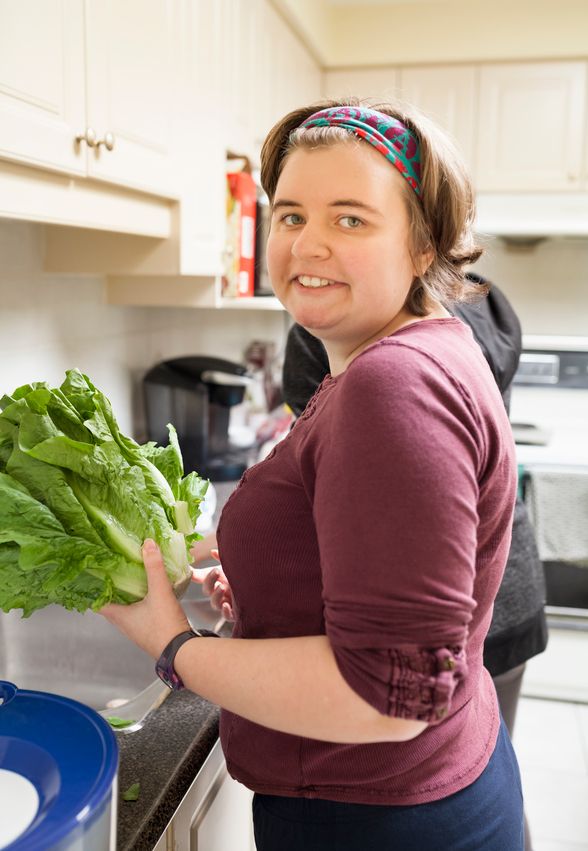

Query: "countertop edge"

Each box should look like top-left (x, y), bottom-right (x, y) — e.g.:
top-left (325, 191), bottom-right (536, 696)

top-left (116, 692), bottom-right (220, 851)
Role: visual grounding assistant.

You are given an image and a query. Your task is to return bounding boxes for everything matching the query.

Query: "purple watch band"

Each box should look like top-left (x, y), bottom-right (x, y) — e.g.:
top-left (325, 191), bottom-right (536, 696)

top-left (155, 628), bottom-right (219, 690)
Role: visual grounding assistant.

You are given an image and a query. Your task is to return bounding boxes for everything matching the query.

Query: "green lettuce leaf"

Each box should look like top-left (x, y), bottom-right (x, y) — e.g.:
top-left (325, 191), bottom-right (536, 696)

top-left (0, 369), bottom-right (208, 617)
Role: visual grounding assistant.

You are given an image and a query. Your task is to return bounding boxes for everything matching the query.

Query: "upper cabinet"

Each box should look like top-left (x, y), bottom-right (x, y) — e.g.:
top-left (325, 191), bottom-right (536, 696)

top-left (475, 62), bottom-right (587, 192)
top-left (0, 0), bottom-right (180, 199)
top-left (83, 0), bottom-right (180, 198)
top-left (188, 0), bottom-right (321, 164)
top-left (398, 65), bottom-right (478, 168)
top-left (0, 0), bottom-right (86, 176)
top-left (324, 60), bottom-right (588, 194)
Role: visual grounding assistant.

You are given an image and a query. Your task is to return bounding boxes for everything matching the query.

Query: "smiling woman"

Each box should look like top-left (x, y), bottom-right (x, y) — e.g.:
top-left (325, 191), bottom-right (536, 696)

top-left (101, 99), bottom-right (523, 851)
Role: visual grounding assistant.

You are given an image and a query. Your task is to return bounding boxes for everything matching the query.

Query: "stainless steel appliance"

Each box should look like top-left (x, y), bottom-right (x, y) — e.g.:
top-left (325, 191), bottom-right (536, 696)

top-left (511, 343), bottom-right (588, 701)
top-left (512, 345), bottom-right (588, 624)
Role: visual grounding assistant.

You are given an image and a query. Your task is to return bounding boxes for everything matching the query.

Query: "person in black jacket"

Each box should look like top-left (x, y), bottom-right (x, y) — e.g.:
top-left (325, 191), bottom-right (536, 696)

top-left (282, 273), bottom-right (547, 851)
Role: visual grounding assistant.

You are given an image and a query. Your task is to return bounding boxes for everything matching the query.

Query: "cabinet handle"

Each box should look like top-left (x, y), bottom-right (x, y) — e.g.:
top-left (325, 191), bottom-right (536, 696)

top-left (75, 127), bottom-right (98, 147)
top-left (96, 131), bottom-right (115, 151)
top-left (74, 128), bottom-right (115, 151)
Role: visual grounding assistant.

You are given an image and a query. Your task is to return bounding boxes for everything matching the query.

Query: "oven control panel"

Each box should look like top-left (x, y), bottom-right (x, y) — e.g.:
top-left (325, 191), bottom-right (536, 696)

top-left (514, 351), bottom-right (588, 389)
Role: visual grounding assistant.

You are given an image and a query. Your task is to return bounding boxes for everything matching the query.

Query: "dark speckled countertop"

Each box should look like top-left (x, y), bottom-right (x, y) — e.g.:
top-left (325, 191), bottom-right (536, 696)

top-left (115, 690), bottom-right (220, 850)
top-left (115, 482), bottom-right (238, 850)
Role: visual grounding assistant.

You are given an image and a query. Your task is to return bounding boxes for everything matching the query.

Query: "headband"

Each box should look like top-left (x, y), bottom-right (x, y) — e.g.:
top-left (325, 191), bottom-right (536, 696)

top-left (298, 106), bottom-right (422, 197)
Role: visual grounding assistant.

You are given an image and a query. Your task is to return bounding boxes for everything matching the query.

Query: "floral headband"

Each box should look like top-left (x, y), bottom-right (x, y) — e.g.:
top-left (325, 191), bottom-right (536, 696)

top-left (298, 106), bottom-right (422, 198)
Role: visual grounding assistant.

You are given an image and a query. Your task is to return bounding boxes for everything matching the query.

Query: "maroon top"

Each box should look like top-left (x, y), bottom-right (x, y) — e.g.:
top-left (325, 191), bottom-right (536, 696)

top-left (217, 318), bottom-right (517, 805)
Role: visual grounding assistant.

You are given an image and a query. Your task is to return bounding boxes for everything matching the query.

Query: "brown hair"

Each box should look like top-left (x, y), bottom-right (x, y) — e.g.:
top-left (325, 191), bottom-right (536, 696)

top-left (260, 97), bottom-right (486, 314)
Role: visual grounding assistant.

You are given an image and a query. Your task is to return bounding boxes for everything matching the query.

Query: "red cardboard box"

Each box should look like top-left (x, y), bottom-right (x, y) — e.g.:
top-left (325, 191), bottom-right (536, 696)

top-left (223, 171), bottom-right (257, 298)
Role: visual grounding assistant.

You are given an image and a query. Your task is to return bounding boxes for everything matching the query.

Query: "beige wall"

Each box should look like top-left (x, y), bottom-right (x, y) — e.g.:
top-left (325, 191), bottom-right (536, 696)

top-left (272, 0), bottom-right (588, 67)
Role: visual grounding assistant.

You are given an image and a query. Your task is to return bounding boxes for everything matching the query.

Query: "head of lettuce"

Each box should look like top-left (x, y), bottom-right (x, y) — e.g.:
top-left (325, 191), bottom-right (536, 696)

top-left (0, 369), bottom-right (208, 617)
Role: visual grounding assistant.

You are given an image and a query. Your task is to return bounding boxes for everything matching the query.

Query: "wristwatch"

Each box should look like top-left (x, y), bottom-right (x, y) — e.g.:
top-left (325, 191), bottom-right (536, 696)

top-left (155, 628), bottom-right (219, 690)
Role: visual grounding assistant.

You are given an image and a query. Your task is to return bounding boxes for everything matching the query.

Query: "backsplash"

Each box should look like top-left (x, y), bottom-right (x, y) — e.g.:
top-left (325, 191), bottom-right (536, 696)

top-left (475, 236), bottom-right (588, 338)
top-left (0, 220), bottom-right (288, 439)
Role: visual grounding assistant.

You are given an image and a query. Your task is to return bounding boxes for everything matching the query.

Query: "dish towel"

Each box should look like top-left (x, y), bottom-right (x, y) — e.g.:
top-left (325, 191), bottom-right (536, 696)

top-left (524, 464), bottom-right (588, 566)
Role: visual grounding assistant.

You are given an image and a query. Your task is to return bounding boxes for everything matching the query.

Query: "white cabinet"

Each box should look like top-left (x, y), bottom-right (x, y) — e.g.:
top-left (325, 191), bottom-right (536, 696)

top-left (261, 1), bottom-right (324, 136)
top-left (0, 0), bottom-right (180, 199)
top-left (189, 0), bottom-right (321, 164)
top-left (83, 0), bottom-right (180, 198)
top-left (158, 739), bottom-right (256, 851)
top-left (475, 61), bottom-right (587, 192)
top-left (323, 68), bottom-right (400, 103)
top-left (398, 65), bottom-right (478, 168)
top-left (0, 0), bottom-right (86, 176)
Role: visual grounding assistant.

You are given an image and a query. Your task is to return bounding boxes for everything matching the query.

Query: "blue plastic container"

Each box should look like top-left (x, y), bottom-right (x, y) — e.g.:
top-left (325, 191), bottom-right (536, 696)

top-left (0, 680), bottom-right (118, 851)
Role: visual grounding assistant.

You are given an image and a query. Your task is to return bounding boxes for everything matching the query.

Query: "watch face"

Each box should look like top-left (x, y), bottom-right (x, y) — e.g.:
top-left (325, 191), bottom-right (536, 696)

top-left (155, 659), bottom-right (181, 690)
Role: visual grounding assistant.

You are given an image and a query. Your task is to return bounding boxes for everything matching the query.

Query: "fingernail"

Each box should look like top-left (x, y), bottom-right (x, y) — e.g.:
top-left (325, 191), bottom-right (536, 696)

top-left (143, 538), bottom-right (157, 552)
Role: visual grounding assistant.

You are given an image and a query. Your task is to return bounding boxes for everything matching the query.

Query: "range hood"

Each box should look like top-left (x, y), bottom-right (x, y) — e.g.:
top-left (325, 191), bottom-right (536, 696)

top-left (475, 193), bottom-right (588, 238)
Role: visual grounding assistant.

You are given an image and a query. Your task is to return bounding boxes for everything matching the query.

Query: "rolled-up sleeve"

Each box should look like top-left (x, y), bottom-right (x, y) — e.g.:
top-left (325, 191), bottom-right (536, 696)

top-left (313, 344), bottom-right (484, 723)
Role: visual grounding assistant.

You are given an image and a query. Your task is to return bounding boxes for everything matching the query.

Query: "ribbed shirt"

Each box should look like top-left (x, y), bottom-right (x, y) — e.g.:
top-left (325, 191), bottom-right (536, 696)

top-left (217, 318), bottom-right (517, 805)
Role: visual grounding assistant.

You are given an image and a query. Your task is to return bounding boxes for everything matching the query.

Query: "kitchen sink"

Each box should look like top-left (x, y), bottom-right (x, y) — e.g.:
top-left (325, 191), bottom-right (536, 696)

top-left (0, 580), bottom-right (227, 711)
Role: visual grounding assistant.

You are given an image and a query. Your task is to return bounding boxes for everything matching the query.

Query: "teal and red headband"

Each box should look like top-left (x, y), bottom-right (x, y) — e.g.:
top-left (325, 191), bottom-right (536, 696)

top-left (298, 106), bottom-right (422, 198)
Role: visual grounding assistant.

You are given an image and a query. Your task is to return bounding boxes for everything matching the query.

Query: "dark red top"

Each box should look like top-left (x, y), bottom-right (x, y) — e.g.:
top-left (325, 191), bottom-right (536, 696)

top-left (217, 318), bottom-right (517, 805)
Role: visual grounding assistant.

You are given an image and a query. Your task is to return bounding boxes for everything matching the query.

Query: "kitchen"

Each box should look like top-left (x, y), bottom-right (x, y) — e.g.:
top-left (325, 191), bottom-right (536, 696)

top-left (1, 0), bottom-right (588, 849)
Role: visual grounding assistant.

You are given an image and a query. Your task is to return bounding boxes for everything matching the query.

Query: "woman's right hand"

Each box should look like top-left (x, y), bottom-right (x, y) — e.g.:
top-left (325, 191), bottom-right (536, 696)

top-left (191, 549), bottom-right (235, 622)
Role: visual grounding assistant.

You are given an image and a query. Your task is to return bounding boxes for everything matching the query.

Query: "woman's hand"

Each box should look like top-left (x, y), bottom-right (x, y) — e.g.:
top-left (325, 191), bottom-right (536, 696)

top-left (99, 539), bottom-right (192, 660)
top-left (189, 531), bottom-right (218, 566)
top-left (192, 549), bottom-right (235, 622)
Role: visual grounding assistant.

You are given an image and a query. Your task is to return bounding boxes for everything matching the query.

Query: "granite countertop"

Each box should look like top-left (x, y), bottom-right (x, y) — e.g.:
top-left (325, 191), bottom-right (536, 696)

top-left (115, 482), bottom-right (238, 849)
top-left (115, 689), bottom-right (220, 850)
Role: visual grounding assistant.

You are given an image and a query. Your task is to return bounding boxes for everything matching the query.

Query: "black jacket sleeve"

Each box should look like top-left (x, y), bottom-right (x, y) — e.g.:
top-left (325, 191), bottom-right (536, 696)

top-left (283, 323), bottom-right (330, 417)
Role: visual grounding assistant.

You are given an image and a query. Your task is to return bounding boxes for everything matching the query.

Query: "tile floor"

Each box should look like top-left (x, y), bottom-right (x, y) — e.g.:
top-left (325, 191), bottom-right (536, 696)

top-left (514, 697), bottom-right (588, 850)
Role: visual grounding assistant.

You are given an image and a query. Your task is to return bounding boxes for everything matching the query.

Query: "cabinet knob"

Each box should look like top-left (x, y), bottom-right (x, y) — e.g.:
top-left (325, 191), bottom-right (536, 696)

top-left (75, 127), bottom-right (97, 147)
top-left (74, 128), bottom-right (115, 151)
top-left (568, 173), bottom-right (578, 182)
top-left (96, 131), bottom-right (115, 152)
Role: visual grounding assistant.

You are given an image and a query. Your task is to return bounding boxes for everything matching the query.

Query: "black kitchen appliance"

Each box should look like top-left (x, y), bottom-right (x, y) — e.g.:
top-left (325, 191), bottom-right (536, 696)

top-left (143, 356), bottom-right (252, 482)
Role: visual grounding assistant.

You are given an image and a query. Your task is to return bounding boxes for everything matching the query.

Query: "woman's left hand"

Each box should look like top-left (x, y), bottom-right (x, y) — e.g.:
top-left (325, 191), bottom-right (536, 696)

top-left (99, 539), bottom-right (191, 660)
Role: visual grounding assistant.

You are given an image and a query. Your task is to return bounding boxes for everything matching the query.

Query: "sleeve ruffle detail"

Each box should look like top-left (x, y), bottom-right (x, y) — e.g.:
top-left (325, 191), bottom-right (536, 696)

top-left (387, 646), bottom-right (467, 723)
top-left (332, 644), bottom-right (467, 724)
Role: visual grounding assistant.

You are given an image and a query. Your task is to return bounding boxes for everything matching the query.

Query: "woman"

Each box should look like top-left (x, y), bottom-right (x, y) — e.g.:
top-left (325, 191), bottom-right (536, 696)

top-left (281, 278), bottom-right (546, 851)
top-left (101, 100), bottom-right (523, 850)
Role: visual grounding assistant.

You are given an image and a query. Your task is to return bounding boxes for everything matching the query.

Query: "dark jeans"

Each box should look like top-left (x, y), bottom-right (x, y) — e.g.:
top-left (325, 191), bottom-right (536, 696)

top-left (252, 720), bottom-right (524, 851)
top-left (493, 663), bottom-right (532, 851)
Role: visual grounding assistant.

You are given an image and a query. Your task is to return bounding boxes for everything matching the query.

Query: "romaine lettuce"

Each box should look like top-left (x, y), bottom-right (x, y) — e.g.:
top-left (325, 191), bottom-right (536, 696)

top-left (0, 369), bottom-right (208, 617)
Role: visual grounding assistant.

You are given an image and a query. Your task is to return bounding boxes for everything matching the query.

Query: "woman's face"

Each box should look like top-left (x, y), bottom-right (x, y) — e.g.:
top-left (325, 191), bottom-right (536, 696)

top-left (267, 141), bottom-right (425, 355)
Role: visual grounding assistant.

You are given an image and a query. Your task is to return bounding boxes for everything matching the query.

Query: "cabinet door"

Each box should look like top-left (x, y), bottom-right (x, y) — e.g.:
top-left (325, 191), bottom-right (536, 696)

top-left (251, 0), bottom-right (275, 152)
top-left (323, 68), bottom-right (400, 103)
top-left (191, 770), bottom-right (255, 851)
top-left (0, 0), bottom-right (86, 175)
top-left (84, 0), bottom-right (180, 197)
top-left (399, 65), bottom-right (477, 169)
top-left (475, 61), bottom-right (587, 191)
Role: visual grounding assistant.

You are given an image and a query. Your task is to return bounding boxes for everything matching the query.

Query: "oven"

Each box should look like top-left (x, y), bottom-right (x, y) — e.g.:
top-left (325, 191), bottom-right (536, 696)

top-left (510, 343), bottom-right (588, 701)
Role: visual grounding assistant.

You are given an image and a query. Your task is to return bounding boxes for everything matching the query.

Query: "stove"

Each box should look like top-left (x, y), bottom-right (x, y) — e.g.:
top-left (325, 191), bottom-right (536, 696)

top-left (510, 341), bottom-right (588, 702)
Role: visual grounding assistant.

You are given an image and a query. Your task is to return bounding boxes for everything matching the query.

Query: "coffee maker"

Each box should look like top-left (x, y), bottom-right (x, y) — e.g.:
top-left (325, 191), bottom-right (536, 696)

top-left (143, 356), bottom-right (252, 482)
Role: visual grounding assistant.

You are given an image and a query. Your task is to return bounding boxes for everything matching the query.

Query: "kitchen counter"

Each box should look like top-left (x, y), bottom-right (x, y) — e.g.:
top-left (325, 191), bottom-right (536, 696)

top-left (116, 481), bottom-right (238, 849)
top-left (115, 689), bottom-right (219, 850)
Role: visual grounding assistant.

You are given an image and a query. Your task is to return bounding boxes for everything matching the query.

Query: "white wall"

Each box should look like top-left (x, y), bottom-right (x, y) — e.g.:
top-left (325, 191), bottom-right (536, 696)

top-left (0, 220), bottom-right (288, 441)
top-left (475, 236), bottom-right (588, 337)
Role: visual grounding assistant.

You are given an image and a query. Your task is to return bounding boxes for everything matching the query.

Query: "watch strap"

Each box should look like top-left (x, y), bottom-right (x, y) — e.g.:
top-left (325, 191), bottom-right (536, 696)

top-left (155, 628), bottom-right (219, 690)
